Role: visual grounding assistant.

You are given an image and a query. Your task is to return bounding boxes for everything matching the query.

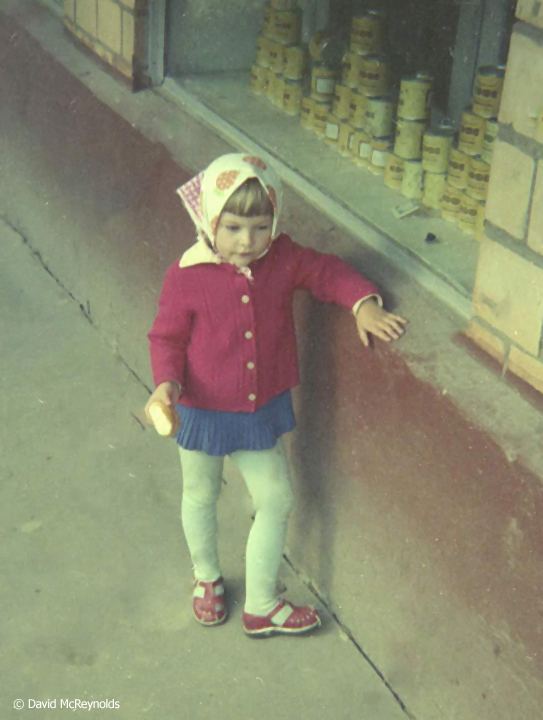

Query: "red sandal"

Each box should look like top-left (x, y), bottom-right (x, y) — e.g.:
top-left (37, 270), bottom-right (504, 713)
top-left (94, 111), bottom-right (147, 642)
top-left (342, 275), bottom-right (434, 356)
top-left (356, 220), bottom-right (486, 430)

top-left (242, 600), bottom-right (321, 637)
top-left (193, 577), bottom-right (227, 626)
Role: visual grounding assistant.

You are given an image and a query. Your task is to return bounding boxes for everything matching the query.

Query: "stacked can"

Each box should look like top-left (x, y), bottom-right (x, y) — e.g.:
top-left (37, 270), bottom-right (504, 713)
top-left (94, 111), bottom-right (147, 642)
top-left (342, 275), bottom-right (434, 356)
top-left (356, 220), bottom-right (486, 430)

top-left (393, 74), bottom-right (433, 198)
top-left (252, 1), bottom-right (306, 117)
top-left (422, 124), bottom-right (455, 210)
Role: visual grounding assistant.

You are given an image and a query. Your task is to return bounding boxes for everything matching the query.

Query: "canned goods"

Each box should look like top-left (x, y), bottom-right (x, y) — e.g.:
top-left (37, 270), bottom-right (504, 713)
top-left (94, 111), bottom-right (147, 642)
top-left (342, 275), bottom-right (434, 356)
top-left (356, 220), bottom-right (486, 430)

top-left (338, 121), bottom-right (356, 157)
top-left (475, 201), bottom-right (487, 241)
top-left (350, 128), bottom-right (372, 166)
top-left (370, 135), bottom-right (393, 175)
top-left (448, 146), bottom-right (470, 189)
top-left (359, 55), bottom-right (390, 97)
top-left (441, 183), bottom-right (464, 221)
top-left (300, 95), bottom-right (315, 129)
top-left (273, 9), bottom-right (302, 45)
top-left (268, 73), bottom-right (285, 107)
top-left (251, 64), bottom-right (269, 96)
top-left (263, 3), bottom-right (273, 33)
top-left (312, 100), bottom-right (333, 136)
top-left (364, 95), bottom-right (396, 137)
top-left (332, 83), bottom-right (353, 120)
top-left (350, 89), bottom-right (367, 124)
top-left (311, 65), bottom-right (337, 101)
top-left (257, 35), bottom-right (274, 69)
top-left (398, 75), bottom-right (433, 121)
top-left (308, 29), bottom-right (329, 63)
top-left (423, 172), bottom-right (448, 210)
top-left (458, 109), bottom-right (486, 156)
top-left (350, 11), bottom-right (382, 55)
top-left (422, 127), bottom-right (454, 173)
top-left (325, 113), bottom-right (342, 148)
top-left (394, 118), bottom-right (428, 160)
top-left (268, 40), bottom-right (284, 73)
top-left (481, 119), bottom-right (499, 163)
top-left (467, 155), bottom-right (491, 200)
top-left (472, 65), bottom-right (505, 119)
top-left (401, 159), bottom-right (424, 199)
top-left (458, 191), bottom-right (485, 234)
top-left (282, 44), bottom-right (306, 80)
top-left (342, 50), bottom-right (366, 89)
top-left (384, 154), bottom-right (405, 189)
top-left (283, 78), bottom-right (303, 115)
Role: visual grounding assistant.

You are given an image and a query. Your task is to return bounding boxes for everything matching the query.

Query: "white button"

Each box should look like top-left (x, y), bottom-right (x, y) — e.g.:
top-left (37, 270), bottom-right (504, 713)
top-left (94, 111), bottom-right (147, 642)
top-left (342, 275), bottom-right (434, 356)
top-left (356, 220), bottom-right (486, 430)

top-left (242, 295), bottom-right (250, 304)
top-left (248, 394), bottom-right (256, 401)
top-left (245, 331), bottom-right (253, 339)
top-left (247, 362), bottom-right (255, 370)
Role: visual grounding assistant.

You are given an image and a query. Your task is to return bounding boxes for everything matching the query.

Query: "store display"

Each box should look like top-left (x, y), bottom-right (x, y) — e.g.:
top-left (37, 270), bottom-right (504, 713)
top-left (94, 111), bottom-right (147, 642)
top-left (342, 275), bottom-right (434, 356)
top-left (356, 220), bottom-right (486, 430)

top-left (394, 118), bottom-right (428, 160)
top-left (283, 78), bottom-right (304, 115)
top-left (472, 66), bottom-right (505, 119)
top-left (384, 154), bottom-right (405, 189)
top-left (423, 172), bottom-right (448, 209)
top-left (364, 95), bottom-right (396, 137)
top-left (441, 184), bottom-right (463, 221)
top-left (422, 126), bottom-right (454, 173)
top-left (369, 135), bottom-right (393, 175)
top-left (466, 155), bottom-right (491, 200)
top-left (397, 75), bottom-right (433, 120)
top-left (401, 159), bottom-right (424, 199)
top-left (481, 119), bottom-right (498, 164)
top-left (458, 108), bottom-right (486, 155)
top-left (359, 55), bottom-right (390, 97)
top-left (447, 146), bottom-right (470, 189)
top-left (251, 64), bottom-right (269, 95)
top-left (350, 11), bottom-right (383, 54)
top-left (283, 44), bottom-right (307, 80)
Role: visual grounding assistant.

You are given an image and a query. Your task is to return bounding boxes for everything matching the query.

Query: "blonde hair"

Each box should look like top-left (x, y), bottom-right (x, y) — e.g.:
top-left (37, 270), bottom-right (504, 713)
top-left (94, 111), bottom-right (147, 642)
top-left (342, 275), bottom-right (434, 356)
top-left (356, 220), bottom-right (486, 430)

top-left (222, 178), bottom-right (274, 218)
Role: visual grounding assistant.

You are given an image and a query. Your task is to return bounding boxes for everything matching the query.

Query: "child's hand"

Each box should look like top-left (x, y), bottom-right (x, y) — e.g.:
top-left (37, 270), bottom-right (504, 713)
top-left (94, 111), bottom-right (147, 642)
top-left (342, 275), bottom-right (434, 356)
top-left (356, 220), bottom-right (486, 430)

top-left (144, 381), bottom-right (182, 425)
top-left (355, 300), bottom-right (408, 347)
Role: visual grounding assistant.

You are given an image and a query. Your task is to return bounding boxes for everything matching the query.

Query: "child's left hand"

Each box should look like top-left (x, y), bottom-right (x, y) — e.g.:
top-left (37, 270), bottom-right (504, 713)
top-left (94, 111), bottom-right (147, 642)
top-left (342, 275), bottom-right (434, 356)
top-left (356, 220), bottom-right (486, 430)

top-left (355, 299), bottom-right (408, 347)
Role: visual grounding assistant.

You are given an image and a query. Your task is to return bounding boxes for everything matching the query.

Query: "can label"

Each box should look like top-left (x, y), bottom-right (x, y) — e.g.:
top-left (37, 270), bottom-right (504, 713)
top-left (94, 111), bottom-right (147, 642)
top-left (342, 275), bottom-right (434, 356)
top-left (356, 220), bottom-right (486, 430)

top-left (448, 148), bottom-right (470, 189)
top-left (459, 110), bottom-right (486, 155)
top-left (316, 78), bottom-right (335, 94)
top-left (394, 119), bottom-right (427, 160)
top-left (326, 122), bottom-right (340, 140)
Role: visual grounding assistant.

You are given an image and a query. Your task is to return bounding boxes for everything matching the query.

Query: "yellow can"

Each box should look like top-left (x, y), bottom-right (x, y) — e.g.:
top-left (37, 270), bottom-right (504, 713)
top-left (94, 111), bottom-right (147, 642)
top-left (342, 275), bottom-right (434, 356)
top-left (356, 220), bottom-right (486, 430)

top-left (472, 66), bottom-right (505, 119)
top-left (441, 184), bottom-right (464, 221)
top-left (422, 127), bottom-right (454, 173)
top-left (458, 108), bottom-right (486, 156)
top-left (268, 40), bottom-right (284, 73)
top-left (273, 9), bottom-right (302, 45)
top-left (325, 113), bottom-right (342, 149)
top-left (467, 155), bottom-right (491, 200)
top-left (338, 121), bottom-right (356, 157)
top-left (350, 11), bottom-right (382, 54)
top-left (394, 118), bottom-right (428, 160)
top-left (370, 135), bottom-right (393, 175)
top-left (422, 172), bottom-right (448, 210)
top-left (350, 128), bottom-right (372, 166)
top-left (475, 201), bottom-right (487, 241)
top-left (311, 65), bottom-right (337, 101)
top-left (458, 191), bottom-right (485, 234)
top-left (283, 78), bottom-right (303, 115)
top-left (447, 146), bottom-right (470, 189)
top-left (251, 64), bottom-right (269, 96)
top-left (300, 95), bottom-right (315, 129)
top-left (332, 83), bottom-right (353, 121)
top-left (268, 73), bottom-right (285, 107)
top-left (349, 89), bottom-right (367, 124)
top-left (397, 75), bottom-right (432, 121)
top-left (401, 160), bottom-right (424, 199)
top-left (359, 55), bottom-right (390, 97)
top-left (384, 154), bottom-right (405, 189)
top-left (364, 95), bottom-right (396, 137)
top-left (481, 119), bottom-right (499, 164)
top-left (312, 100), bottom-right (333, 137)
top-left (282, 44), bottom-right (306, 80)
top-left (342, 50), bottom-right (366, 89)
top-left (257, 35), bottom-right (274, 69)
top-left (263, 3), bottom-right (274, 33)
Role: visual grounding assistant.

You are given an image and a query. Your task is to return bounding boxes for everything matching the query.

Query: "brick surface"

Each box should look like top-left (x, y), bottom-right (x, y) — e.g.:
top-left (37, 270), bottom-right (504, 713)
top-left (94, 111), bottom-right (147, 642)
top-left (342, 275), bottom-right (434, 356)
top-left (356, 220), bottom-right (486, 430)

top-left (464, 319), bottom-right (507, 364)
top-left (97, 0), bottom-right (122, 55)
top-left (508, 345), bottom-right (543, 393)
top-left (122, 9), bottom-right (135, 63)
top-left (486, 140), bottom-right (535, 239)
top-left (75, 0), bottom-right (97, 37)
top-left (527, 160), bottom-right (543, 254)
top-left (64, 0), bottom-right (75, 21)
top-left (499, 29), bottom-right (543, 140)
top-left (517, 0), bottom-right (543, 29)
top-left (473, 237), bottom-right (543, 355)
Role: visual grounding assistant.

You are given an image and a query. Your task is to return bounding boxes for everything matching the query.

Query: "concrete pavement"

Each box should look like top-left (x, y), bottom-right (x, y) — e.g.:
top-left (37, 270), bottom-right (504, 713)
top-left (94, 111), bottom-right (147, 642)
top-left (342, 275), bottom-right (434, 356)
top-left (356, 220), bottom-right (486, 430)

top-left (0, 218), bottom-right (409, 720)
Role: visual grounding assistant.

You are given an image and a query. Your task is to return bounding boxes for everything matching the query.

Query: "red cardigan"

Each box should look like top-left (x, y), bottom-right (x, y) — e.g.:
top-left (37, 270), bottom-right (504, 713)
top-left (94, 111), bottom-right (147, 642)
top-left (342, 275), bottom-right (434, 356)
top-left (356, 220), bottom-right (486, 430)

top-left (148, 234), bottom-right (381, 412)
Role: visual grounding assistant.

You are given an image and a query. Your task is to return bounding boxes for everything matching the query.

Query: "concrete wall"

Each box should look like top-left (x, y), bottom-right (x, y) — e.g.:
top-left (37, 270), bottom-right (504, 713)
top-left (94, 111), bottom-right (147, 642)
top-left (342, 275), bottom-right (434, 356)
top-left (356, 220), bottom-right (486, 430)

top-left (2, 4), bottom-right (543, 719)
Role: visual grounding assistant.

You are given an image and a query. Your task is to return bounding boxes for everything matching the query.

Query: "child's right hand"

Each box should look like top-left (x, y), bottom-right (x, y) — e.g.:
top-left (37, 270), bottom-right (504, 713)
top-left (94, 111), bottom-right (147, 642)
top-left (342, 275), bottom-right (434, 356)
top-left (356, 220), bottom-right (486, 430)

top-left (144, 381), bottom-right (182, 425)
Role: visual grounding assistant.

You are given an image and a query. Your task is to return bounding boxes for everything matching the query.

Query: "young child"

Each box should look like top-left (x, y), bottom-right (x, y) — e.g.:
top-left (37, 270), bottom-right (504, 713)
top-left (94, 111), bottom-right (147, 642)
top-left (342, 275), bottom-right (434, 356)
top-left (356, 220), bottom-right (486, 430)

top-left (146, 153), bottom-right (407, 637)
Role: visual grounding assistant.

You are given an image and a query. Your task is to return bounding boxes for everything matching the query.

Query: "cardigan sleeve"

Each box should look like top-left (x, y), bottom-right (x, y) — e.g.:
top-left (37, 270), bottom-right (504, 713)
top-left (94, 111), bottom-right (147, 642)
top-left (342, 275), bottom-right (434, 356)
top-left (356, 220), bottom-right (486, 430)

top-left (148, 264), bottom-right (193, 389)
top-left (286, 236), bottom-right (382, 311)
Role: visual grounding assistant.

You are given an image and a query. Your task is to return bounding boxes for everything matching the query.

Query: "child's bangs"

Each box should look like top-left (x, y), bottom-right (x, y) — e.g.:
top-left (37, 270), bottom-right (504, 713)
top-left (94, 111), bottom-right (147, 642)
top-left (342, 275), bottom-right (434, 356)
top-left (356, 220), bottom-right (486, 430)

top-left (223, 179), bottom-right (274, 217)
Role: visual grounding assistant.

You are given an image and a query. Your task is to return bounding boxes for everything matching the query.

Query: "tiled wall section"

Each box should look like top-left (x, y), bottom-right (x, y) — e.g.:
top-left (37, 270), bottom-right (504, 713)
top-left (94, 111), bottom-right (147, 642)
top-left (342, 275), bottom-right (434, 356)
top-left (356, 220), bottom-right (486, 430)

top-left (468, 3), bottom-right (543, 394)
top-left (63, 0), bottom-right (144, 83)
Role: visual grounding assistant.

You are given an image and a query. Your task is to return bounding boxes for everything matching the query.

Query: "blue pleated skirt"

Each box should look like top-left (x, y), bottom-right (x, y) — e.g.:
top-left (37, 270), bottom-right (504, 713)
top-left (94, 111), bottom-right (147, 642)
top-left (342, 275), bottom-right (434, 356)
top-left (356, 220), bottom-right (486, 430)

top-left (174, 390), bottom-right (296, 456)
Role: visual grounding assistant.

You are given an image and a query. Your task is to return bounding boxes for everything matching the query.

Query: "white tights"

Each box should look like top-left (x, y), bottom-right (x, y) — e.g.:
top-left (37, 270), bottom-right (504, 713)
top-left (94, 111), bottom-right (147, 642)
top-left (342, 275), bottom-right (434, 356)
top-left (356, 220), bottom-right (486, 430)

top-left (178, 439), bottom-right (294, 616)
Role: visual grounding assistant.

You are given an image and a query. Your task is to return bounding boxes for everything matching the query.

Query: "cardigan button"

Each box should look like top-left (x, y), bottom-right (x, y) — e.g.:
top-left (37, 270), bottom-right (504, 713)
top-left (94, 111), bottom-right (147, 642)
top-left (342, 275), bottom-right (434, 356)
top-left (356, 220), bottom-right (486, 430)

top-left (242, 295), bottom-right (250, 304)
top-left (245, 331), bottom-right (253, 339)
top-left (247, 362), bottom-right (255, 370)
top-left (248, 394), bottom-right (256, 401)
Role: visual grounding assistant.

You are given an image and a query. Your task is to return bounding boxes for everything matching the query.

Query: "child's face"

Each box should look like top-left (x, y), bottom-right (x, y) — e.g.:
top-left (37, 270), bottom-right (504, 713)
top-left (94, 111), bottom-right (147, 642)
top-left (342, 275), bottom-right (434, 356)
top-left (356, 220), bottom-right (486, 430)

top-left (215, 213), bottom-right (273, 267)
